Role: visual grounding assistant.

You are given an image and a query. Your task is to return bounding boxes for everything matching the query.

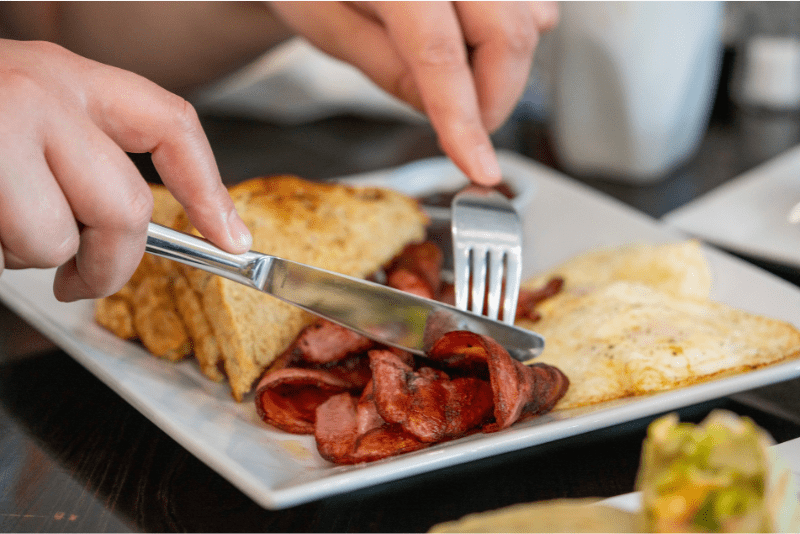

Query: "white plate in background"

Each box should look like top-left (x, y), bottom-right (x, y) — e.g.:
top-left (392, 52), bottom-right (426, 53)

top-left (663, 144), bottom-right (800, 269)
top-left (2, 151), bottom-right (800, 509)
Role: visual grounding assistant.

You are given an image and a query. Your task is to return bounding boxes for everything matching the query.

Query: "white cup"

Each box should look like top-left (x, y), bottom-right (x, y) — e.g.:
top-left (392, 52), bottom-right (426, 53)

top-left (551, 2), bottom-right (724, 182)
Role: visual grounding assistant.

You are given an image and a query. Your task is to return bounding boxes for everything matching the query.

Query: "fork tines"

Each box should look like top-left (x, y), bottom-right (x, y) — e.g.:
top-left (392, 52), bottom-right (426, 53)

top-left (452, 187), bottom-right (523, 325)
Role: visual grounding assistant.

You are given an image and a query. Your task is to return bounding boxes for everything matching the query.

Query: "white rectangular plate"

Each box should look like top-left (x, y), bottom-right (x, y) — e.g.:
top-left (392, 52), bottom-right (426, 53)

top-left (3, 150), bottom-right (800, 510)
top-left (664, 143), bottom-right (800, 269)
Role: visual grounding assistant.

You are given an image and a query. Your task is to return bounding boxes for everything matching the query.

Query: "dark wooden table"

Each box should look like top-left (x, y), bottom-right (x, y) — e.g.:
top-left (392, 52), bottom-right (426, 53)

top-left (4, 89), bottom-right (800, 532)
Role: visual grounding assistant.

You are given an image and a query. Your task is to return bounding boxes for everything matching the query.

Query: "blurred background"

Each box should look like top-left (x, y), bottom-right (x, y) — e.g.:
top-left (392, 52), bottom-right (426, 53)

top-left (185, 2), bottom-right (800, 189)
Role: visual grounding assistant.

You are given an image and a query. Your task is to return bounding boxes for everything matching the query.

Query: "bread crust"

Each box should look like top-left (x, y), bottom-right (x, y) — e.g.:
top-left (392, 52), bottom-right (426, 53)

top-left (96, 176), bottom-right (428, 401)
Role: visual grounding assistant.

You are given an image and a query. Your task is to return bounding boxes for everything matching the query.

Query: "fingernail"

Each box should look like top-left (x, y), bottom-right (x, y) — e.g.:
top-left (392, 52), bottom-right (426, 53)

top-left (476, 144), bottom-right (502, 185)
top-left (228, 210), bottom-right (252, 252)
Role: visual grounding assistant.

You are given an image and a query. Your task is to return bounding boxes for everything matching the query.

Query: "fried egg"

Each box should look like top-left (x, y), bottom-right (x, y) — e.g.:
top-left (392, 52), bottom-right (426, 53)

top-left (518, 242), bottom-right (800, 410)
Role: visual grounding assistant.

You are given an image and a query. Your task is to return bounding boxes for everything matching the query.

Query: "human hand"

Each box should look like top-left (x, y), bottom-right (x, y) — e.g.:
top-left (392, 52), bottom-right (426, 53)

top-left (0, 39), bottom-right (252, 302)
top-left (268, 1), bottom-right (558, 186)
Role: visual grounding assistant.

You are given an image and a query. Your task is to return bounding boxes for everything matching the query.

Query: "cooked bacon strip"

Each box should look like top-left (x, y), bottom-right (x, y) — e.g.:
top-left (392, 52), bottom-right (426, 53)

top-left (386, 269), bottom-right (434, 299)
top-left (369, 349), bottom-right (494, 442)
top-left (315, 387), bottom-right (427, 464)
top-left (314, 393), bottom-right (358, 461)
top-left (254, 238), bottom-right (571, 465)
top-left (294, 319), bottom-right (374, 364)
top-left (526, 363), bottom-right (570, 414)
top-left (255, 368), bottom-right (354, 434)
top-left (516, 276), bottom-right (564, 321)
top-left (355, 381), bottom-right (385, 435)
top-left (320, 353), bottom-right (373, 390)
top-left (428, 331), bottom-right (568, 430)
top-left (386, 242), bottom-right (443, 299)
top-left (438, 283), bottom-right (456, 306)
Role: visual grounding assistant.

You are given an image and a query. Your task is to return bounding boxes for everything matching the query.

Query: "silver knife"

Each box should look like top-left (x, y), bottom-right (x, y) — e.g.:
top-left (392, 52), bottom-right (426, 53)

top-left (145, 222), bottom-right (545, 362)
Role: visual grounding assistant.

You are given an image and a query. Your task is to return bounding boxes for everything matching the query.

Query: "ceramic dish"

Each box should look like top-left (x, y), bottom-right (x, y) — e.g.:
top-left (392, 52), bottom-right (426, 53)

top-left (2, 151), bottom-right (800, 509)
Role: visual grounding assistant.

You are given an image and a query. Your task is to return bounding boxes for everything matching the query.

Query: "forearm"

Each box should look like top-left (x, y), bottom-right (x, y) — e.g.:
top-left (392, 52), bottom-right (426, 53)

top-left (0, 1), bottom-right (294, 94)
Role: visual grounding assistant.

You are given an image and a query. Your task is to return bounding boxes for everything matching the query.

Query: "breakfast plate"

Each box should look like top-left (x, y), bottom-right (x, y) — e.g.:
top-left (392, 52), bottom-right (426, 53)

top-left (2, 150), bottom-right (800, 509)
top-left (663, 143), bottom-right (800, 269)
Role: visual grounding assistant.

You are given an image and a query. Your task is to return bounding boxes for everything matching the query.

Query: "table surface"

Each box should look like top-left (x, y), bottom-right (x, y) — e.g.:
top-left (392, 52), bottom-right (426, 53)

top-left (5, 86), bottom-right (800, 532)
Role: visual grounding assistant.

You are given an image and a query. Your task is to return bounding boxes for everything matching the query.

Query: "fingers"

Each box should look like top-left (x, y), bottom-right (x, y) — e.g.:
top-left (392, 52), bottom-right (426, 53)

top-left (370, 2), bottom-right (502, 185)
top-left (83, 63), bottom-right (252, 254)
top-left (269, 2), bottom-right (425, 109)
top-left (43, 108), bottom-right (155, 302)
top-left (0, 71), bottom-right (82, 275)
top-left (274, 1), bottom-right (559, 185)
top-left (0, 40), bottom-right (250, 302)
top-left (532, 1), bottom-right (560, 33)
top-left (456, 2), bottom-right (540, 132)
top-left (272, 1), bottom-right (502, 185)
top-left (0, 150), bottom-right (80, 271)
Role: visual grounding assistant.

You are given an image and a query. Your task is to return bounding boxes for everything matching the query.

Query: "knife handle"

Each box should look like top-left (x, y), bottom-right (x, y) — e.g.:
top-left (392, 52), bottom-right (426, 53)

top-left (145, 222), bottom-right (269, 290)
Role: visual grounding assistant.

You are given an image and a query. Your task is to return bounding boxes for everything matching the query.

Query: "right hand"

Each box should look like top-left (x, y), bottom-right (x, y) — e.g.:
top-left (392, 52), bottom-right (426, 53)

top-left (269, 1), bottom-right (559, 186)
top-left (0, 39), bottom-right (252, 302)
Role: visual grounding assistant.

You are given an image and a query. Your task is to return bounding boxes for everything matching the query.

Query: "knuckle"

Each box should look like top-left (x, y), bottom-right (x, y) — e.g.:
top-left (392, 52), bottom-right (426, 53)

top-left (49, 231), bottom-right (81, 267)
top-left (0, 71), bottom-right (46, 105)
top-left (119, 185), bottom-right (154, 231)
top-left (497, 20), bottom-right (538, 58)
top-left (25, 39), bottom-right (70, 57)
top-left (392, 71), bottom-right (423, 110)
top-left (415, 36), bottom-right (467, 70)
top-left (19, 227), bottom-right (80, 268)
top-left (165, 93), bottom-right (202, 135)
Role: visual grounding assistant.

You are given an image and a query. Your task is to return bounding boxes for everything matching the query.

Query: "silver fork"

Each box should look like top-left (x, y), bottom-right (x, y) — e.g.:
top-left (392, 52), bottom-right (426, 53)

top-left (451, 186), bottom-right (523, 325)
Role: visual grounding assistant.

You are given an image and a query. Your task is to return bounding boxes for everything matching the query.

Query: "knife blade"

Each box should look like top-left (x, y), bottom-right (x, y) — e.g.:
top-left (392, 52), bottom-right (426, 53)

top-left (145, 222), bottom-right (545, 362)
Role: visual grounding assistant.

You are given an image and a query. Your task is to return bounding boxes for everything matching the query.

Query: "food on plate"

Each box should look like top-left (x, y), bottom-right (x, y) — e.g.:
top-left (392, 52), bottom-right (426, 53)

top-left (638, 410), bottom-right (800, 533)
top-left (430, 498), bottom-right (639, 533)
top-left (516, 242), bottom-right (800, 409)
top-left (429, 411), bottom-right (800, 533)
top-left (252, 236), bottom-right (569, 464)
top-left (97, 184), bottom-right (800, 468)
top-left (95, 185), bottom-right (191, 360)
top-left (256, 328), bottom-right (569, 464)
top-left (95, 176), bottom-right (428, 400)
top-left (523, 241), bottom-right (713, 302)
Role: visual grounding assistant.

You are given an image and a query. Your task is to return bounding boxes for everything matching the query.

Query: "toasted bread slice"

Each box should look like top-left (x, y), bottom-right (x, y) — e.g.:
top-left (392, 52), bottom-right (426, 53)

top-left (178, 176), bottom-right (428, 400)
top-left (172, 272), bottom-right (224, 381)
top-left (132, 275), bottom-right (190, 361)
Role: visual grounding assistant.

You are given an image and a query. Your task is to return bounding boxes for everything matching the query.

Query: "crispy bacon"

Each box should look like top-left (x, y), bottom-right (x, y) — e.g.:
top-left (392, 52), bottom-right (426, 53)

top-left (526, 363), bottom-right (570, 415)
top-left (295, 319), bottom-right (374, 364)
top-left (254, 368), bottom-right (355, 434)
top-left (314, 386), bottom-right (427, 464)
top-left (428, 331), bottom-right (568, 430)
top-left (369, 349), bottom-right (494, 442)
top-left (318, 353), bottom-right (373, 390)
top-left (516, 276), bottom-right (564, 321)
top-left (385, 242), bottom-right (444, 299)
top-left (254, 241), bottom-right (570, 464)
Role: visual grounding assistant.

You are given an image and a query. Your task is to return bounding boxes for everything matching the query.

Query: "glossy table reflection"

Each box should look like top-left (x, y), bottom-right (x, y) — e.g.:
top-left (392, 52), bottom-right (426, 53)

top-left (4, 99), bottom-right (800, 532)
